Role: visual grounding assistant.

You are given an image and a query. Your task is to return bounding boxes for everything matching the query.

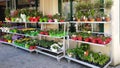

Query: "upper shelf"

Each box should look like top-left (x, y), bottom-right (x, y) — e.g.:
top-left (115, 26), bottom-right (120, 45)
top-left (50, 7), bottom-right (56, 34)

top-left (70, 21), bottom-right (111, 24)
top-left (38, 22), bottom-right (68, 24)
top-left (4, 21), bottom-right (69, 24)
top-left (4, 21), bottom-right (37, 23)
top-left (69, 39), bottom-right (111, 47)
top-left (2, 31), bottom-right (38, 37)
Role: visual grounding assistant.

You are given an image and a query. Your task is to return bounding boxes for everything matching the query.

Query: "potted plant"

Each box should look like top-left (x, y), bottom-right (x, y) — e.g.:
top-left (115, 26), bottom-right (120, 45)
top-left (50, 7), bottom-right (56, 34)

top-left (66, 49), bottom-right (74, 57)
top-left (95, 12), bottom-right (102, 21)
top-left (25, 42), bottom-right (30, 49)
top-left (50, 43), bottom-right (60, 52)
top-left (53, 13), bottom-right (60, 22)
top-left (7, 35), bottom-right (12, 43)
top-left (105, 14), bottom-right (111, 22)
top-left (5, 8), bottom-right (11, 22)
top-left (47, 15), bottom-right (53, 22)
top-left (59, 16), bottom-right (65, 22)
top-left (42, 15), bottom-right (48, 22)
top-left (75, 11), bottom-right (82, 22)
top-left (88, 9), bottom-right (95, 22)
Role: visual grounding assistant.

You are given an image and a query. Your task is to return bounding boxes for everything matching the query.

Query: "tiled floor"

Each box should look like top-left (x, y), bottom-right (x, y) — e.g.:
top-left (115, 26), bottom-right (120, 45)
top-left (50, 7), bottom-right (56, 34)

top-left (0, 43), bottom-right (119, 68)
top-left (0, 43), bottom-right (88, 68)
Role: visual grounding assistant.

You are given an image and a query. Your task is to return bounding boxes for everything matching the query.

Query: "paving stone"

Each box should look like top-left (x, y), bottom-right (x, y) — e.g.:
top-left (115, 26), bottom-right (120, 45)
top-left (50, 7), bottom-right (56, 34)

top-left (0, 43), bottom-right (115, 68)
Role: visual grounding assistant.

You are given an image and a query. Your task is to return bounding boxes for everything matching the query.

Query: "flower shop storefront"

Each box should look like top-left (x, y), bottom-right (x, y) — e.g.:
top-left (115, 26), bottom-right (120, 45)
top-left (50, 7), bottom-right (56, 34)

top-left (1, 0), bottom-right (120, 67)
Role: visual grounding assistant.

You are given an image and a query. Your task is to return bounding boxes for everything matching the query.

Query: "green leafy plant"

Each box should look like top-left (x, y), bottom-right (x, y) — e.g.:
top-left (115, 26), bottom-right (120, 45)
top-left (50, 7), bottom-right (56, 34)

top-left (5, 8), bottom-right (10, 18)
top-left (75, 11), bottom-right (82, 19)
top-left (89, 9), bottom-right (95, 18)
top-left (53, 13), bottom-right (60, 19)
top-left (105, 0), bottom-right (113, 9)
top-left (53, 46), bottom-right (59, 49)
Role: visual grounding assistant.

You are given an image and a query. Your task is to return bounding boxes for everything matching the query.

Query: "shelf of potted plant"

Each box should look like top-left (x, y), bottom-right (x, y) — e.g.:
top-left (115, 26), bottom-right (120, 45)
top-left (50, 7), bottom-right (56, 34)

top-left (69, 32), bottom-right (111, 47)
top-left (2, 28), bottom-right (40, 37)
top-left (36, 39), bottom-right (65, 61)
top-left (38, 22), bottom-right (68, 24)
top-left (35, 49), bottom-right (64, 61)
top-left (36, 19), bottom-right (68, 61)
top-left (39, 30), bottom-right (67, 38)
top-left (69, 39), bottom-right (111, 47)
top-left (13, 38), bottom-right (37, 52)
top-left (65, 43), bottom-right (111, 68)
top-left (66, 0), bottom-right (113, 67)
top-left (14, 44), bottom-right (35, 52)
top-left (4, 21), bottom-right (38, 24)
top-left (37, 46), bottom-right (63, 54)
top-left (70, 21), bottom-right (111, 24)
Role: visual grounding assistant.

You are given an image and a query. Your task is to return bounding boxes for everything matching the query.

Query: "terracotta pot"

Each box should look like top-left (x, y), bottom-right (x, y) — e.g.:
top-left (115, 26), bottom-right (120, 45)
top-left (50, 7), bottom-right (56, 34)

top-left (81, 18), bottom-right (87, 22)
top-left (77, 19), bottom-right (81, 22)
top-left (105, 17), bottom-right (110, 22)
top-left (88, 18), bottom-right (95, 22)
top-left (96, 18), bottom-right (102, 21)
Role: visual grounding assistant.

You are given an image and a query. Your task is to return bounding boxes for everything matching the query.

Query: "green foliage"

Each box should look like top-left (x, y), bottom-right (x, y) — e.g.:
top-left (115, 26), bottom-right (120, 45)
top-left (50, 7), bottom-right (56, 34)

top-left (3, 34), bottom-right (12, 40)
top-left (5, 8), bottom-right (10, 17)
top-left (75, 11), bottom-right (82, 19)
top-left (53, 13), bottom-right (60, 19)
top-left (105, 0), bottom-right (113, 9)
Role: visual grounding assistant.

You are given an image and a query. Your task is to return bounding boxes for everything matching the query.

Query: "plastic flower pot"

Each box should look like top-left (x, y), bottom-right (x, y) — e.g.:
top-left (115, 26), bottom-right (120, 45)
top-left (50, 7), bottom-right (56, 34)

top-left (39, 18), bottom-right (43, 22)
top-left (67, 53), bottom-right (73, 57)
top-left (5, 17), bottom-right (11, 22)
top-left (29, 46), bottom-right (35, 50)
top-left (105, 17), bottom-right (110, 22)
top-left (43, 18), bottom-right (48, 22)
top-left (48, 19), bottom-right (53, 22)
top-left (54, 19), bottom-right (58, 22)
top-left (11, 18), bottom-right (15, 22)
top-left (25, 44), bottom-right (30, 49)
top-left (8, 40), bottom-right (12, 43)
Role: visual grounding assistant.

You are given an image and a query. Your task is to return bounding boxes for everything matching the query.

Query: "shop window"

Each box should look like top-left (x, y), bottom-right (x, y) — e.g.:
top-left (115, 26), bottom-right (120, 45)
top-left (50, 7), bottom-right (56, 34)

top-left (16, 0), bottom-right (39, 10)
top-left (59, 0), bottom-right (104, 32)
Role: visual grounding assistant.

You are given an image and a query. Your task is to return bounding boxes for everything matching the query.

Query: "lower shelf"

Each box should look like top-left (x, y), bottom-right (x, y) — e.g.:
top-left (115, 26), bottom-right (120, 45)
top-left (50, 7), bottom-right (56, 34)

top-left (0, 41), bottom-right (35, 52)
top-left (65, 56), bottom-right (111, 68)
top-left (36, 49), bottom-right (64, 60)
top-left (36, 46), bottom-right (64, 54)
top-left (14, 45), bottom-right (35, 52)
top-left (0, 41), bottom-right (14, 46)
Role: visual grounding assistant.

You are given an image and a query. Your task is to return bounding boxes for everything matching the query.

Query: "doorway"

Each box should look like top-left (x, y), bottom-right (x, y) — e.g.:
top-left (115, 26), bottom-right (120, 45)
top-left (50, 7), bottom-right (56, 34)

top-left (0, 1), bottom-right (6, 21)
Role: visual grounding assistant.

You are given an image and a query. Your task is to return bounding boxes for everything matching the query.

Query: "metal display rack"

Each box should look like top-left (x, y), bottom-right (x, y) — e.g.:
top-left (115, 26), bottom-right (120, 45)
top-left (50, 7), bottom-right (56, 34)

top-left (1, 21), bottom-right (38, 52)
top-left (65, 21), bottom-right (112, 68)
top-left (1, 21), bottom-right (68, 61)
top-left (0, 21), bottom-right (112, 67)
top-left (36, 22), bottom-right (68, 61)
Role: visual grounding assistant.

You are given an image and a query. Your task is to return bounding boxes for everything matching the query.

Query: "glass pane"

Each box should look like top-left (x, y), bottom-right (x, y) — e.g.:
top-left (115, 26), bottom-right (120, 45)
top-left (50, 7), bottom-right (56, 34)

top-left (78, 23), bottom-right (92, 31)
top-left (62, 0), bottom-right (70, 19)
